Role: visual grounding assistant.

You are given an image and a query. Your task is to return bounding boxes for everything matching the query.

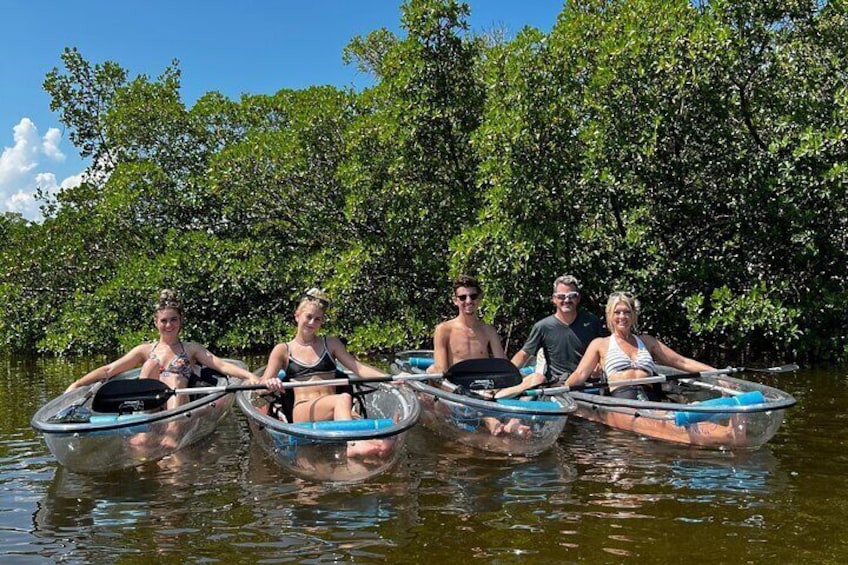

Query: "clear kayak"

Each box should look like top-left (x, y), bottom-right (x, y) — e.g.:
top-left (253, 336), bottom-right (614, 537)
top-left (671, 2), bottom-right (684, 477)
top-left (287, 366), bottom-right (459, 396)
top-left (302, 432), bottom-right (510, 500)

top-left (31, 362), bottom-right (246, 473)
top-left (391, 351), bottom-right (576, 457)
top-left (563, 366), bottom-right (797, 450)
top-left (236, 372), bottom-right (420, 483)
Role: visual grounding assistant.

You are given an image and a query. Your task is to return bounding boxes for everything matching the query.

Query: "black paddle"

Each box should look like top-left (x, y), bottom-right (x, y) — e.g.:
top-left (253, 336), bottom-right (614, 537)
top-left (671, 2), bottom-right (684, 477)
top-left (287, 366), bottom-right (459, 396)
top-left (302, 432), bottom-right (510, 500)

top-left (91, 371), bottom-right (440, 413)
top-left (527, 364), bottom-right (800, 397)
top-left (443, 358), bottom-right (523, 391)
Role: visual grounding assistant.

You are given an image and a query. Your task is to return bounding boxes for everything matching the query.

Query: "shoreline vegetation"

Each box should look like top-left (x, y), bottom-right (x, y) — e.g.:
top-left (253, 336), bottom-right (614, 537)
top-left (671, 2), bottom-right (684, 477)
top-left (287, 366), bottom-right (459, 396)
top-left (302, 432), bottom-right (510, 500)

top-left (1, 0), bottom-right (846, 365)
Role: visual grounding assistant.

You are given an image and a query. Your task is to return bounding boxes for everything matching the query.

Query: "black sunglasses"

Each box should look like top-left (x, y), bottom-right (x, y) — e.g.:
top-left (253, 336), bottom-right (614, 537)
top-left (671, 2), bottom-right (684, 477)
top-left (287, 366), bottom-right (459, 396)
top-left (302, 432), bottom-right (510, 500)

top-left (456, 293), bottom-right (480, 302)
top-left (304, 291), bottom-right (330, 308)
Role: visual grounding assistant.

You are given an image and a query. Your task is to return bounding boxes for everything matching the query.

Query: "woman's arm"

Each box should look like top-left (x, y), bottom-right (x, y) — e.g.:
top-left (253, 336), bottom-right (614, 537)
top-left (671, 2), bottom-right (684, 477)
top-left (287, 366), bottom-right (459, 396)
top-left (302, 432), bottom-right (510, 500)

top-left (64, 345), bottom-right (149, 392)
top-left (190, 344), bottom-right (256, 381)
top-left (643, 335), bottom-right (715, 372)
top-left (563, 337), bottom-right (606, 387)
top-left (329, 336), bottom-right (385, 378)
top-left (257, 342), bottom-right (289, 391)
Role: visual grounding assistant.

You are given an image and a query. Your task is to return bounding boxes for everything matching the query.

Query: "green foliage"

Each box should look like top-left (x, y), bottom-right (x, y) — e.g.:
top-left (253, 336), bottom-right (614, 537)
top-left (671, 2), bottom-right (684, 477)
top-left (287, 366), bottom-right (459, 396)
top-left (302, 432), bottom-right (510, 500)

top-left (43, 47), bottom-right (128, 177)
top-left (684, 284), bottom-right (802, 360)
top-left (337, 0), bottom-right (487, 340)
top-left (1, 0), bottom-right (846, 364)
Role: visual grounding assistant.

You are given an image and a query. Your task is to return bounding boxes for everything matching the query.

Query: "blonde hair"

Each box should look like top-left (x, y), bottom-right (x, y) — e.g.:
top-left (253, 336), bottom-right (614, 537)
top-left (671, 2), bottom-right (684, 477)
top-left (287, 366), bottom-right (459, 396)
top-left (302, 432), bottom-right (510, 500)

top-left (605, 291), bottom-right (639, 332)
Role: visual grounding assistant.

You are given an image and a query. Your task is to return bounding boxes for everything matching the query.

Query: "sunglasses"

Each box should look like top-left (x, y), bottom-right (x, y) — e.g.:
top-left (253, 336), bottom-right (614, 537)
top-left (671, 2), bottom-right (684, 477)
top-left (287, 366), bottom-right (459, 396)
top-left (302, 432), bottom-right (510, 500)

top-left (303, 289), bottom-right (331, 308)
top-left (305, 295), bottom-right (330, 308)
top-left (554, 291), bottom-right (579, 301)
top-left (456, 293), bottom-right (480, 302)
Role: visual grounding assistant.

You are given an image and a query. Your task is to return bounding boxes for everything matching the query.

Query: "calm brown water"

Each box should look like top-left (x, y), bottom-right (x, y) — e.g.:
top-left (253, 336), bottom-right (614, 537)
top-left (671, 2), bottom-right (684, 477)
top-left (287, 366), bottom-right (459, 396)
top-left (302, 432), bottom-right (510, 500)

top-left (3, 355), bottom-right (847, 563)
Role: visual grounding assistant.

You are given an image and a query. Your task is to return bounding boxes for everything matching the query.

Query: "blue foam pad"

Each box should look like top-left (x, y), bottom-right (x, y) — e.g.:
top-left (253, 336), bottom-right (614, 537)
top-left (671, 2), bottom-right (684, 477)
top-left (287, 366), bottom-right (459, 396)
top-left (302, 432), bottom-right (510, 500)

top-left (497, 399), bottom-right (562, 411)
top-left (87, 413), bottom-right (151, 436)
top-left (291, 418), bottom-right (394, 431)
top-left (675, 390), bottom-right (766, 426)
top-left (89, 414), bottom-right (150, 425)
top-left (408, 357), bottom-right (435, 369)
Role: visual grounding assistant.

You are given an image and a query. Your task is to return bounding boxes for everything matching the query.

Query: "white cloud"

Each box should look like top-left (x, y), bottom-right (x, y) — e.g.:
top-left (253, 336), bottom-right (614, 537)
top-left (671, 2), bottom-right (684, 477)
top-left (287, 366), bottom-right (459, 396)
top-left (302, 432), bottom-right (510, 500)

top-left (0, 118), bottom-right (39, 185)
top-left (61, 173), bottom-right (83, 190)
top-left (1, 118), bottom-right (79, 221)
top-left (6, 190), bottom-right (39, 219)
top-left (34, 172), bottom-right (60, 198)
top-left (42, 127), bottom-right (66, 162)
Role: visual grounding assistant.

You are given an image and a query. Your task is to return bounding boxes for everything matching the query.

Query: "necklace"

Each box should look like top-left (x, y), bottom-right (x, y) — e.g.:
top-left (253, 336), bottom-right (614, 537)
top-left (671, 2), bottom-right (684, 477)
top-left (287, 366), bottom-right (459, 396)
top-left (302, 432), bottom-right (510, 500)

top-left (294, 337), bottom-right (317, 347)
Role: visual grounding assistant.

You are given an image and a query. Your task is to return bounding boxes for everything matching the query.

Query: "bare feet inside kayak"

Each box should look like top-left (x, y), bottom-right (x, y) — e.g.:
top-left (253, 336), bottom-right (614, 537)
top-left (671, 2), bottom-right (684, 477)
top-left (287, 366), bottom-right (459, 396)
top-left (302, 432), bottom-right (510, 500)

top-left (346, 438), bottom-right (394, 459)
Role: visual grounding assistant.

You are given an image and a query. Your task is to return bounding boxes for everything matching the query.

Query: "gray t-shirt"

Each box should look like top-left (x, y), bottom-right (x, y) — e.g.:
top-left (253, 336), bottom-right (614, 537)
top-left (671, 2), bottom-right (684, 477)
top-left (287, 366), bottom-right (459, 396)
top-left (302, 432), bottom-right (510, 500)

top-left (520, 311), bottom-right (605, 381)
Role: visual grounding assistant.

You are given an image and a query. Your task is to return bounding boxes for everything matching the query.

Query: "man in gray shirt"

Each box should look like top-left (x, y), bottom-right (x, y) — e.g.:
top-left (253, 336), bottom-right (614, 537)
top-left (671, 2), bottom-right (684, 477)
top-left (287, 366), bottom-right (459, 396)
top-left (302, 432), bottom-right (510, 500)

top-left (511, 274), bottom-right (606, 383)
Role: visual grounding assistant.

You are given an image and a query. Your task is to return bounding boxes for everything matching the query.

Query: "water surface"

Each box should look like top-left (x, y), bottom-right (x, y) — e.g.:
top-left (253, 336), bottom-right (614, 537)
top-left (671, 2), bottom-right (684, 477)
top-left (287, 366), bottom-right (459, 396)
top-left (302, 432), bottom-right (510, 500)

top-left (3, 356), bottom-right (846, 563)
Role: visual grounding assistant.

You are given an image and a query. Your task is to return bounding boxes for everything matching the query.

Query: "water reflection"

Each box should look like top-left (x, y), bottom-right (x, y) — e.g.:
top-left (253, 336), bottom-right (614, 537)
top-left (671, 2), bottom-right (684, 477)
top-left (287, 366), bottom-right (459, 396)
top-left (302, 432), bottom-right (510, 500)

top-left (241, 437), bottom-right (412, 525)
top-left (564, 421), bottom-right (788, 504)
top-left (31, 417), bottom-right (248, 561)
top-left (406, 425), bottom-right (577, 512)
top-left (216, 432), bottom-right (422, 561)
top-left (666, 449), bottom-right (784, 497)
top-left (35, 466), bottom-right (155, 531)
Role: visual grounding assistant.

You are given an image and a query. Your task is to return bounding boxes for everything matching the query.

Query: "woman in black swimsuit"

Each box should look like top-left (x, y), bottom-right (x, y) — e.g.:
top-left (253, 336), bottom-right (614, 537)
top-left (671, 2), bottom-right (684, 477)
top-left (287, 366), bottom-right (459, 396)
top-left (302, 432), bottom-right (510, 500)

top-left (257, 288), bottom-right (391, 457)
top-left (258, 288), bottom-right (386, 422)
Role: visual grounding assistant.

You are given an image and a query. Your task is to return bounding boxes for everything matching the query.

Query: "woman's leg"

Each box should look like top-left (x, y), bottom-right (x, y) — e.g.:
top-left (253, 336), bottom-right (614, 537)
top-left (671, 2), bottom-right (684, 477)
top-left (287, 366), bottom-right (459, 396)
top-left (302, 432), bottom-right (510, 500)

top-left (160, 375), bottom-right (190, 448)
top-left (292, 392), bottom-right (353, 423)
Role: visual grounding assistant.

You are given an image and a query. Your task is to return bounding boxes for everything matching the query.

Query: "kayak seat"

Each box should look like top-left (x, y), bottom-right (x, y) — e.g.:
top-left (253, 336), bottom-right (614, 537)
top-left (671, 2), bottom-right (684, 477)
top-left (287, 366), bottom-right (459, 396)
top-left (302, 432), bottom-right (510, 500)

top-left (188, 366), bottom-right (228, 402)
top-left (192, 366), bottom-right (227, 387)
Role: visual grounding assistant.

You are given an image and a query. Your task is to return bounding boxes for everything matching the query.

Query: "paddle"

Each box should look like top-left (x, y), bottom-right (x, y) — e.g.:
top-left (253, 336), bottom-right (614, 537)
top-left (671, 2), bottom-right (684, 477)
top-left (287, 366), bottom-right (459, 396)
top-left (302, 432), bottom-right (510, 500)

top-left (47, 381), bottom-right (104, 423)
top-left (442, 358), bottom-right (523, 391)
top-left (527, 364), bottom-right (800, 397)
top-left (92, 371), bottom-right (440, 413)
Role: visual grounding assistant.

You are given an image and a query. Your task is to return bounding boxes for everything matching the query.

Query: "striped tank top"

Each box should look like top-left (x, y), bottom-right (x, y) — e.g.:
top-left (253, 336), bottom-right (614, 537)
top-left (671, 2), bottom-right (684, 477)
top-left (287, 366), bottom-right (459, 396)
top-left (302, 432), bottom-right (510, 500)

top-left (604, 335), bottom-right (657, 377)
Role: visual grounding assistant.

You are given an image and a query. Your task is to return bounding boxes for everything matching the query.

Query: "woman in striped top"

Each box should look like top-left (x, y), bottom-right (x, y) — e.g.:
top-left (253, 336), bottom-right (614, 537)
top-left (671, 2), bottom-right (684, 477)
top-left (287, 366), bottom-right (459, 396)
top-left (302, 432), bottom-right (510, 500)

top-left (564, 292), bottom-right (714, 400)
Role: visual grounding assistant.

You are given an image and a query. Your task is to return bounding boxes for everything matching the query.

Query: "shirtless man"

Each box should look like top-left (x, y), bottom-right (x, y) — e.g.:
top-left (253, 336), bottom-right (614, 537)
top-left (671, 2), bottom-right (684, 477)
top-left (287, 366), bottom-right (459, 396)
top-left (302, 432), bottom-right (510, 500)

top-left (430, 274), bottom-right (505, 373)
top-left (432, 274), bottom-right (545, 398)
top-left (431, 275), bottom-right (535, 436)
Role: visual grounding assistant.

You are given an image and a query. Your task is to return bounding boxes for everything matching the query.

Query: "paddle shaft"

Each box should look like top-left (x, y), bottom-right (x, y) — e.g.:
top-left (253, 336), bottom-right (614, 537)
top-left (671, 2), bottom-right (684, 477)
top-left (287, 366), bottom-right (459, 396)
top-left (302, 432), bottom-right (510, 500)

top-left (161, 372), bottom-right (439, 397)
top-left (530, 364), bottom-right (799, 396)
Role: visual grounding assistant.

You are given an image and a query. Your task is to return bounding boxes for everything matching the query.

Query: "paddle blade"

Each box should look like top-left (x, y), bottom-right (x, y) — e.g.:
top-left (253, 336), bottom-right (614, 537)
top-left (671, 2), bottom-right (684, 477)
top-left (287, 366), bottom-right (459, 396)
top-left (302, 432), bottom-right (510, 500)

top-left (92, 379), bottom-right (172, 413)
top-left (47, 405), bottom-right (92, 423)
top-left (444, 358), bottom-right (522, 390)
top-left (759, 363), bottom-right (799, 373)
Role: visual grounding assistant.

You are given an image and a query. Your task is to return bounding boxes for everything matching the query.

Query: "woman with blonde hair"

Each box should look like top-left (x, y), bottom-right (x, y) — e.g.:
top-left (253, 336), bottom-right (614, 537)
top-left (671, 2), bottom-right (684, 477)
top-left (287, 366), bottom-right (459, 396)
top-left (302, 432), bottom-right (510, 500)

top-left (256, 288), bottom-right (390, 457)
top-left (564, 291), bottom-right (715, 399)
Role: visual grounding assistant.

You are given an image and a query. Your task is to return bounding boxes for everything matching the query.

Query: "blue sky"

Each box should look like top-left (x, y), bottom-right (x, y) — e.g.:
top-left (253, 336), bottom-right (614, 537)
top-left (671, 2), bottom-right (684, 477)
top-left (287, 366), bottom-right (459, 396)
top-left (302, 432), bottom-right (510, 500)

top-left (0, 1), bottom-right (562, 220)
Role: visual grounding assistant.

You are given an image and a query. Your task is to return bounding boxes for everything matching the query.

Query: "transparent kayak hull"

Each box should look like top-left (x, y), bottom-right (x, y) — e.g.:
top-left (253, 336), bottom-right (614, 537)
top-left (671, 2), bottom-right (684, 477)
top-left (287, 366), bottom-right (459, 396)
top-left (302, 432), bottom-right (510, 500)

top-left (392, 350), bottom-right (575, 457)
top-left (570, 367), bottom-right (796, 450)
top-left (236, 383), bottom-right (419, 483)
top-left (31, 363), bottom-right (245, 473)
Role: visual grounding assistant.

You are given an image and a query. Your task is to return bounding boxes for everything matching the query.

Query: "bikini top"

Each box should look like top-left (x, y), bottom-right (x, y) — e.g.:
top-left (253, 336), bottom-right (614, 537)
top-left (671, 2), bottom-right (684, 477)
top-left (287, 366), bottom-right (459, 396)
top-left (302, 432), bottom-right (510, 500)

top-left (285, 337), bottom-right (337, 379)
top-left (604, 335), bottom-right (657, 377)
top-left (150, 340), bottom-right (193, 381)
